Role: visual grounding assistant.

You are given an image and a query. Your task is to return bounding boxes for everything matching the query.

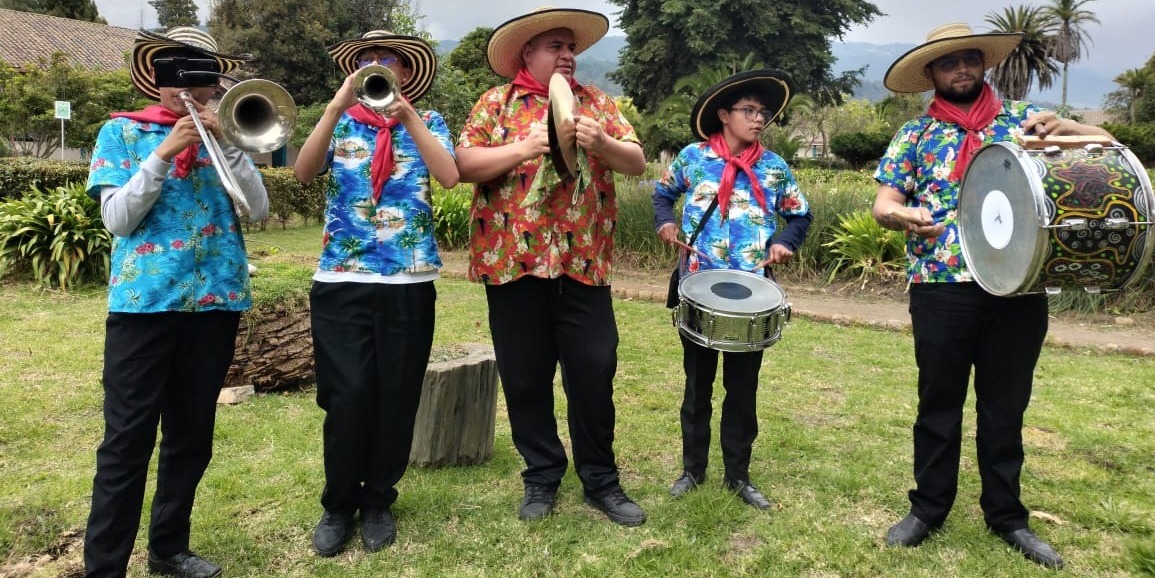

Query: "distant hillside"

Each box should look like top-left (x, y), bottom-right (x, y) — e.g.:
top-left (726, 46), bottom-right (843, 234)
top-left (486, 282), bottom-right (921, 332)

top-left (435, 37), bottom-right (1116, 108)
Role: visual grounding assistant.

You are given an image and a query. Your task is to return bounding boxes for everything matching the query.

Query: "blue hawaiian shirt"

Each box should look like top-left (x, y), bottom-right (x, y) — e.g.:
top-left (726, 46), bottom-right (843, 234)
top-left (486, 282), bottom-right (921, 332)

top-left (655, 142), bottom-right (810, 273)
top-left (87, 117), bottom-right (254, 313)
top-left (317, 110), bottom-right (453, 275)
top-left (874, 100), bottom-right (1041, 283)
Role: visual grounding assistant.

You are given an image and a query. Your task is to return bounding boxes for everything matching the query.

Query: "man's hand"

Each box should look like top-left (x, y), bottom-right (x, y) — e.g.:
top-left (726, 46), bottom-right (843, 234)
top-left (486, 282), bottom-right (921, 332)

top-left (574, 115), bottom-right (606, 154)
top-left (520, 122), bottom-right (551, 162)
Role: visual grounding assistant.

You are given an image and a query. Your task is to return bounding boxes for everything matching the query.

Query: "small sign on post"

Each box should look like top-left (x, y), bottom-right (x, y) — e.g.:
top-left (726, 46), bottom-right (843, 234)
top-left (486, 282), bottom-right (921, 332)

top-left (54, 101), bottom-right (71, 160)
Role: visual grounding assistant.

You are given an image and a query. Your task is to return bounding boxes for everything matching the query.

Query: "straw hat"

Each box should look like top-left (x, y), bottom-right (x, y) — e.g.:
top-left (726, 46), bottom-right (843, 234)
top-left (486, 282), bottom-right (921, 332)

top-left (327, 30), bottom-right (438, 102)
top-left (884, 23), bottom-right (1023, 93)
top-left (486, 6), bottom-right (609, 78)
top-left (130, 27), bottom-right (249, 101)
top-left (690, 69), bottom-right (795, 141)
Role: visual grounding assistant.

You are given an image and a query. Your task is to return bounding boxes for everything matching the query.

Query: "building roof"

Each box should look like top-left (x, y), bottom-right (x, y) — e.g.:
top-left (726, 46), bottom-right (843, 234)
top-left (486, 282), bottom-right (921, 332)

top-left (0, 8), bottom-right (137, 72)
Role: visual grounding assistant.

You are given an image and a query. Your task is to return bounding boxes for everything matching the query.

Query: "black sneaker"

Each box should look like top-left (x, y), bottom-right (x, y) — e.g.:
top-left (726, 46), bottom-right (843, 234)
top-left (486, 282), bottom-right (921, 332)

top-left (312, 510), bottom-right (355, 557)
top-left (584, 488), bottom-right (647, 526)
top-left (518, 484), bottom-right (557, 521)
top-left (146, 550), bottom-right (222, 578)
top-left (361, 508), bottom-right (396, 552)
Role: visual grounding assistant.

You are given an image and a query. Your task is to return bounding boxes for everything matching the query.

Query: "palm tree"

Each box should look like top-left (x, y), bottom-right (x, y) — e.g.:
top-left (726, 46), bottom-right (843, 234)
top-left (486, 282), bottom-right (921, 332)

top-left (1042, 0), bottom-right (1101, 114)
top-left (1113, 68), bottom-right (1154, 125)
top-left (985, 5), bottom-right (1059, 101)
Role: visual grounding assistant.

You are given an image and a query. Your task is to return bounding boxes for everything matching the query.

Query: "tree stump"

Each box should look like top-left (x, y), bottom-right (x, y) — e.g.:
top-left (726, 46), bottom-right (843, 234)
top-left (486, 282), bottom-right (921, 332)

top-left (223, 298), bottom-right (314, 392)
top-left (409, 343), bottom-right (499, 468)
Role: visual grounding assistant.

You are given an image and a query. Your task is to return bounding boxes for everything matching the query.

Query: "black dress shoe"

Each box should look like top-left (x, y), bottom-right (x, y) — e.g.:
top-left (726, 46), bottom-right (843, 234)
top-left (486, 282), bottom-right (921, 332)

top-left (584, 488), bottom-right (647, 526)
top-left (361, 508), bottom-right (396, 552)
top-left (147, 550), bottom-right (222, 578)
top-left (518, 484), bottom-right (557, 521)
top-left (669, 471), bottom-right (704, 497)
top-left (886, 514), bottom-right (935, 547)
top-left (312, 510), bottom-right (355, 557)
top-left (998, 528), bottom-right (1064, 569)
top-left (724, 478), bottom-right (772, 510)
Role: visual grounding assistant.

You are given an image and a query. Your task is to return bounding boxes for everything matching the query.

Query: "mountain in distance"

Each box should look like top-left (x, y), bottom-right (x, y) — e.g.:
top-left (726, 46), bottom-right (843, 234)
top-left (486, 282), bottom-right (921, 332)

top-left (436, 37), bottom-right (1116, 110)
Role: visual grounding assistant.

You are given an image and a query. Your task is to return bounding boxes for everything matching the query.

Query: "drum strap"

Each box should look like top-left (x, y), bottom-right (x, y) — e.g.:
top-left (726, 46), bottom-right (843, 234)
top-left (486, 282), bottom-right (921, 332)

top-left (681, 196), bottom-right (720, 272)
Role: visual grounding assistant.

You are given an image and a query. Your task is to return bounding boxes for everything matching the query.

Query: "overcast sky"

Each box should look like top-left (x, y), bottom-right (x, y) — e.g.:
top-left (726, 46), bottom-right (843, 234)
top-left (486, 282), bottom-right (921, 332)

top-left (92, 0), bottom-right (1152, 75)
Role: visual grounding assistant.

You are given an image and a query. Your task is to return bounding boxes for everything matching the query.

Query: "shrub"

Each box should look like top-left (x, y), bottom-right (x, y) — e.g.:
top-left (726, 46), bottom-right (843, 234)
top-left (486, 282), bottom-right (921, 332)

top-left (821, 209), bottom-right (906, 286)
top-left (1103, 122), bottom-right (1155, 165)
top-left (432, 182), bottom-right (472, 250)
top-left (0, 158), bottom-right (90, 202)
top-left (0, 182), bottom-right (111, 289)
top-left (829, 131), bottom-right (893, 169)
top-left (259, 167), bottom-right (326, 228)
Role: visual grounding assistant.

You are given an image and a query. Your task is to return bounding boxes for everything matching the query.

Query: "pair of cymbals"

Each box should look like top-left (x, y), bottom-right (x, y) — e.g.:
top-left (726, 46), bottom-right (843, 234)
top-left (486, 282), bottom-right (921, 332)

top-left (546, 73), bottom-right (578, 181)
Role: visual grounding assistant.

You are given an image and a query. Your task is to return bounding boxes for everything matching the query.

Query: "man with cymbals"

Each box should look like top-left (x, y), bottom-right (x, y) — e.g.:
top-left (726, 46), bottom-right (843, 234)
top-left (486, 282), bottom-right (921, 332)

top-left (871, 22), bottom-right (1112, 569)
top-left (455, 6), bottom-right (647, 526)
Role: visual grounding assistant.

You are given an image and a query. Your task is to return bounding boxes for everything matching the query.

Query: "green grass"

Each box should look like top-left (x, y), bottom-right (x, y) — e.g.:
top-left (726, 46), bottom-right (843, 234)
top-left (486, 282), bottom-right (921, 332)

top-left (2, 224), bottom-right (1154, 577)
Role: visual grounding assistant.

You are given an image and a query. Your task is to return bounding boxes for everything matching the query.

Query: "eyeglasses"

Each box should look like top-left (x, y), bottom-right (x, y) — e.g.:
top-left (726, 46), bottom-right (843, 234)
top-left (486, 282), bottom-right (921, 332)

top-left (930, 51), bottom-right (984, 73)
top-left (728, 107), bottom-right (773, 122)
top-left (357, 55), bottom-right (400, 68)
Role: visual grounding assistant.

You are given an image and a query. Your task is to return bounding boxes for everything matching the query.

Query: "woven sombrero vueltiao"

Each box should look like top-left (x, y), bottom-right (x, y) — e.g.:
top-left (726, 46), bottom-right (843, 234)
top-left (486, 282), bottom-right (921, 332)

top-left (884, 23), bottom-right (1023, 93)
top-left (130, 27), bottom-right (249, 101)
top-left (328, 30), bottom-right (438, 102)
top-left (690, 69), bottom-right (795, 141)
top-left (487, 6), bottom-right (609, 79)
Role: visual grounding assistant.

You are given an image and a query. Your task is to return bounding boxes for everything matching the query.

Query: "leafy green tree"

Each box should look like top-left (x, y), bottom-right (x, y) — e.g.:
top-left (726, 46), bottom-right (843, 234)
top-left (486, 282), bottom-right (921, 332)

top-left (1113, 68), bottom-right (1152, 125)
top-left (445, 27), bottom-right (502, 99)
top-left (1043, 0), bottom-right (1100, 115)
top-left (0, 0), bottom-right (106, 23)
top-left (985, 5), bottom-right (1058, 101)
top-left (149, 0), bottom-right (199, 27)
top-left (608, 0), bottom-right (881, 114)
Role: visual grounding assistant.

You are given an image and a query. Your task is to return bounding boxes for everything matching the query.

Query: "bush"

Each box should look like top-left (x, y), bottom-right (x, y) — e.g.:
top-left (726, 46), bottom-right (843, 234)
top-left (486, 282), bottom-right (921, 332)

top-left (0, 158), bottom-right (90, 202)
top-left (259, 167), bottom-right (326, 228)
top-left (432, 182), bottom-right (472, 250)
top-left (0, 182), bottom-right (111, 289)
top-left (1103, 122), bottom-right (1155, 165)
top-left (829, 132), bottom-right (893, 169)
top-left (821, 210), bottom-right (906, 285)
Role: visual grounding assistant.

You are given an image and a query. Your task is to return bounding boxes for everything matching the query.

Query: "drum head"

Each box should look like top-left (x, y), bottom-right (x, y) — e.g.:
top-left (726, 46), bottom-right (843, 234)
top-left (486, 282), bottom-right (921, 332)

top-left (679, 269), bottom-right (784, 314)
top-left (959, 142), bottom-right (1047, 295)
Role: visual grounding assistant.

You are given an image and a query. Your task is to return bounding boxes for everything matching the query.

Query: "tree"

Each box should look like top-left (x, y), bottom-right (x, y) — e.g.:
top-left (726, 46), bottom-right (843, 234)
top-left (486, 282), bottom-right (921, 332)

top-left (1042, 0), bottom-right (1100, 115)
top-left (445, 27), bottom-right (502, 101)
top-left (1113, 68), bottom-right (1152, 125)
top-left (149, 0), bottom-right (199, 28)
top-left (608, 0), bottom-right (882, 114)
top-left (0, 0), bottom-right (106, 22)
top-left (985, 5), bottom-right (1058, 101)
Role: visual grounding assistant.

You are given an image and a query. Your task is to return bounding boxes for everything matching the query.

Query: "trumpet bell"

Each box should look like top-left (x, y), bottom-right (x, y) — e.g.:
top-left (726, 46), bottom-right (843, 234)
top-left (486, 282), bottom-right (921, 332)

top-left (353, 64), bottom-right (400, 111)
top-left (217, 78), bottom-right (297, 154)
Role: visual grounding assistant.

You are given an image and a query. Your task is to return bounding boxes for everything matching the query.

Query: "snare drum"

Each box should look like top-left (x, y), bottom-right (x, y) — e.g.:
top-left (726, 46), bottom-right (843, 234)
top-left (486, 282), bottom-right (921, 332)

top-left (674, 269), bottom-right (791, 352)
top-left (959, 140), bottom-right (1155, 296)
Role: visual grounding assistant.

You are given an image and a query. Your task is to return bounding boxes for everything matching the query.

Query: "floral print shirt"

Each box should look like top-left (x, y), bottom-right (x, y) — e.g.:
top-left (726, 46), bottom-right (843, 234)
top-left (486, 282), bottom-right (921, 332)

top-left (317, 110), bottom-right (453, 276)
top-left (458, 83), bottom-right (639, 286)
top-left (87, 117), bottom-right (254, 313)
top-left (874, 99), bottom-right (1041, 283)
top-left (655, 142), bottom-right (810, 274)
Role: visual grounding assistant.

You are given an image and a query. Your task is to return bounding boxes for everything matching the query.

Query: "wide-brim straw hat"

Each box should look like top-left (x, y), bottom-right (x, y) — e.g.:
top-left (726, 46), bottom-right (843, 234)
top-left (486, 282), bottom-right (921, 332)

top-left (328, 30), bottom-right (438, 102)
top-left (884, 23), bottom-right (1023, 93)
top-left (131, 27), bottom-right (249, 101)
top-left (690, 69), bottom-right (795, 141)
top-left (487, 6), bottom-right (609, 78)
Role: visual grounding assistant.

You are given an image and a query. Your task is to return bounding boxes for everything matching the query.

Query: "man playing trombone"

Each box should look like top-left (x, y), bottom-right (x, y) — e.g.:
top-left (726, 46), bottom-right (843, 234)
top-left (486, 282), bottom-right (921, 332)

top-left (83, 26), bottom-right (268, 578)
top-left (294, 30), bottom-right (458, 557)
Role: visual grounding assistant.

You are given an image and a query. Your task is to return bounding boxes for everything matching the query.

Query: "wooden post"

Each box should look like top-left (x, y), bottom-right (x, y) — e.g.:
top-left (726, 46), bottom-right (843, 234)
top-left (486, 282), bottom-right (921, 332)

top-left (409, 343), bottom-right (499, 468)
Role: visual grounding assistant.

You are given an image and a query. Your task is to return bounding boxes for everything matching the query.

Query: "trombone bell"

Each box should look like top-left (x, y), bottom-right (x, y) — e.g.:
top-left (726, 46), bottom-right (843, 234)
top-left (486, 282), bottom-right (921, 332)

top-left (217, 78), bottom-right (297, 154)
top-left (353, 64), bottom-right (400, 111)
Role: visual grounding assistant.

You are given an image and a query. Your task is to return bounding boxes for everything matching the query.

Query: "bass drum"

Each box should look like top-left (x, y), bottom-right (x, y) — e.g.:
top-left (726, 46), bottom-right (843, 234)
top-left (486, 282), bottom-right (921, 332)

top-left (958, 140), bottom-right (1155, 296)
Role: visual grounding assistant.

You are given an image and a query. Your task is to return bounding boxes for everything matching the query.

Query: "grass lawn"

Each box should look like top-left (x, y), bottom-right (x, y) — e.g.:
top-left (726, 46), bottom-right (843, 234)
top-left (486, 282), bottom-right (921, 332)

top-left (1, 224), bottom-right (1153, 577)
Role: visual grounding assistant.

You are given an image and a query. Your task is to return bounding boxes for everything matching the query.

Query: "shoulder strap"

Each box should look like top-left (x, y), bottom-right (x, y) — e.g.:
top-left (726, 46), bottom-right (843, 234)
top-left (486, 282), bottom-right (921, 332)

top-left (687, 195), bottom-right (719, 246)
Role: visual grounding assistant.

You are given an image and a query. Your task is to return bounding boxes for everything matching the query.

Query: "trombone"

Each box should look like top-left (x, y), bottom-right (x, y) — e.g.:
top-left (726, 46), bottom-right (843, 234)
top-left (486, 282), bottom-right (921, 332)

top-left (351, 64), bottom-right (400, 112)
top-left (179, 78), bottom-right (297, 218)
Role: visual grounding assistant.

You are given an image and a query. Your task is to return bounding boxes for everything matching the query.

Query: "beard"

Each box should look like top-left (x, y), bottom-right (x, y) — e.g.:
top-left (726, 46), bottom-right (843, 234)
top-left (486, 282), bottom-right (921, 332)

top-left (934, 76), bottom-right (984, 104)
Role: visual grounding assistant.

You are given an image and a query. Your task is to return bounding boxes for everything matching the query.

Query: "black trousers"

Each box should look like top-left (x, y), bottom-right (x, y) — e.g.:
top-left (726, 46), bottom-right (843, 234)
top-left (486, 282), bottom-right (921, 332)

top-left (84, 311), bottom-right (240, 578)
top-left (679, 335), bottom-right (765, 482)
top-left (906, 282), bottom-right (1048, 533)
top-left (310, 281), bottom-right (435, 513)
top-left (485, 276), bottom-right (621, 496)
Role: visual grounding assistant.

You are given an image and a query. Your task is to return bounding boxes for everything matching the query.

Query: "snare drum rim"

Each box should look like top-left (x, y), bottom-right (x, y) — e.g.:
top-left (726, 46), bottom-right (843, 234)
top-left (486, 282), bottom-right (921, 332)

top-left (958, 141), bottom-right (1053, 296)
top-left (1117, 145), bottom-right (1155, 290)
top-left (677, 268), bottom-right (786, 313)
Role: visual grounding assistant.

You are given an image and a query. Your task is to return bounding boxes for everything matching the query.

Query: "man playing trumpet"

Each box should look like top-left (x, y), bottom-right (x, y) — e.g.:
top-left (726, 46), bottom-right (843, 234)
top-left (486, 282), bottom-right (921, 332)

top-left (83, 26), bottom-right (268, 578)
top-left (294, 30), bottom-right (458, 557)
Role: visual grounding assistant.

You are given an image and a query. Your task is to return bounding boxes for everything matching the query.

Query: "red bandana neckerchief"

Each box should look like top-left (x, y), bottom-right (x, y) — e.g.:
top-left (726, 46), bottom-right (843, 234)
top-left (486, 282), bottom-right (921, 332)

top-left (707, 132), bottom-right (766, 220)
top-left (346, 102), bottom-right (405, 203)
top-left (111, 105), bottom-right (200, 178)
top-left (927, 82), bottom-right (1001, 181)
top-left (512, 67), bottom-right (579, 99)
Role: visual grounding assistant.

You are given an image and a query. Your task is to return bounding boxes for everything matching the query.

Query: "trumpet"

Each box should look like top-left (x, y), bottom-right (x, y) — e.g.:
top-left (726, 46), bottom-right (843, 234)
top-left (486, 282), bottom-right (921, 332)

top-left (352, 64), bottom-right (400, 112)
top-left (179, 78), bottom-right (297, 218)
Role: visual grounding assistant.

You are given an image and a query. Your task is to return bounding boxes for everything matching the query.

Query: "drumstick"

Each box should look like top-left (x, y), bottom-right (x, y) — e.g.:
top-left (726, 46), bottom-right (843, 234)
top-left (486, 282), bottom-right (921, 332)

top-left (672, 238), bottom-right (709, 259)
